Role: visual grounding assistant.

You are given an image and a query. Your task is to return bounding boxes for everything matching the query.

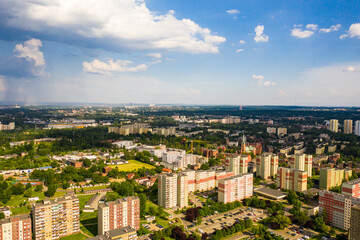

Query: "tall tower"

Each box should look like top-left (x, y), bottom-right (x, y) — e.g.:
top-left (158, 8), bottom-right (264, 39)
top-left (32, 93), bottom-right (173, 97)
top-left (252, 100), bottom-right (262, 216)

top-left (344, 119), bottom-right (353, 134)
top-left (329, 119), bottom-right (338, 133)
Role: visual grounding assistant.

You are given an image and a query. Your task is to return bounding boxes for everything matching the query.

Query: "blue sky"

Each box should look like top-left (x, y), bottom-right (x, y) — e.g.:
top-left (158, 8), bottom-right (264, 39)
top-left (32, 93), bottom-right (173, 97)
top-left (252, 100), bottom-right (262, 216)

top-left (0, 0), bottom-right (359, 106)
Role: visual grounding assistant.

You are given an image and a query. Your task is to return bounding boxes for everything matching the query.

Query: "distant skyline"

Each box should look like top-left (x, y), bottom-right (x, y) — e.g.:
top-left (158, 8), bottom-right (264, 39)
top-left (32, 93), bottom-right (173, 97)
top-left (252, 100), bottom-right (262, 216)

top-left (0, 0), bottom-right (360, 106)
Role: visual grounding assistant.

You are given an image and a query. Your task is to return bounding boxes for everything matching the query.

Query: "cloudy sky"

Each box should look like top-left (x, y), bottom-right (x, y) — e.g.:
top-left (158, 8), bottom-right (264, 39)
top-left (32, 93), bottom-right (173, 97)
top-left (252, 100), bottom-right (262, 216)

top-left (0, 0), bottom-right (360, 106)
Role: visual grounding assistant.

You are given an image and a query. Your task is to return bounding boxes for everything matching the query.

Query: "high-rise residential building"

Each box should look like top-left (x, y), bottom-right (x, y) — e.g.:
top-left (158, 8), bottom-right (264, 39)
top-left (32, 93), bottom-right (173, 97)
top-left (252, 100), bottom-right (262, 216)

top-left (32, 196), bottom-right (80, 240)
top-left (350, 205), bottom-right (360, 240)
top-left (290, 154), bottom-right (312, 177)
top-left (195, 170), bottom-right (216, 192)
top-left (319, 190), bottom-right (360, 230)
top-left (256, 153), bottom-right (278, 179)
top-left (277, 168), bottom-right (307, 192)
top-left (158, 173), bottom-right (178, 209)
top-left (225, 155), bottom-right (251, 175)
top-left (266, 127), bottom-right (276, 134)
top-left (319, 168), bottom-right (352, 190)
top-left (218, 173), bottom-right (253, 204)
top-left (342, 178), bottom-right (360, 198)
top-left (0, 214), bottom-right (32, 240)
top-left (158, 173), bottom-right (189, 209)
top-left (98, 196), bottom-right (140, 235)
top-left (329, 119), bottom-right (339, 133)
top-left (355, 120), bottom-right (360, 136)
top-left (215, 171), bottom-right (235, 187)
top-left (344, 119), bottom-right (353, 134)
top-left (177, 173), bottom-right (188, 208)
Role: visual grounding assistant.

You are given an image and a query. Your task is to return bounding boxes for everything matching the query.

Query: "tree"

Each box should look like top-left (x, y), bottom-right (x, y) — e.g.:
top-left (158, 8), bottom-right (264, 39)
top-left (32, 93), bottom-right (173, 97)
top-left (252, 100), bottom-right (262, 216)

top-left (138, 193), bottom-right (147, 217)
top-left (62, 182), bottom-right (70, 189)
top-left (45, 184), bottom-right (57, 197)
top-left (35, 184), bottom-right (43, 192)
top-left (2, 189), bottom-right (12, 204)
top-left (24, 189), bottom-right (33, 198)
top-left (270, 214), bottom-right (291, 229)
top-left (196, 216), bottom-right (202, 226)
top-left (0, 212), bottom-right (5, 219)
top-left (200, 164), bottom-right (210, 170)
top-left (25, 183), bottom-right (32, 190)
top-left (11, 183), bottom-right (25, 195)
top-left (105, 192), bottom-right (120, 201)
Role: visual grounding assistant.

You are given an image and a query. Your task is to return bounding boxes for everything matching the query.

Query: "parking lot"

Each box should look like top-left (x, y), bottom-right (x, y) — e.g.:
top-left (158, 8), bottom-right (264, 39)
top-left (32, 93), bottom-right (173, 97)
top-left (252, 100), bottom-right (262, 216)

top-left (188, 207), bottom-right (268, 235)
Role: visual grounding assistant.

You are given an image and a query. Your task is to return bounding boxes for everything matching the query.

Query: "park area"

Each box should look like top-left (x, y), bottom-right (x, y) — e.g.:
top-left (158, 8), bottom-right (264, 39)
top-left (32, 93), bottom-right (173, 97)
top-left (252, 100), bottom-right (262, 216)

top-left (108, 160), bottom-right (155, 171)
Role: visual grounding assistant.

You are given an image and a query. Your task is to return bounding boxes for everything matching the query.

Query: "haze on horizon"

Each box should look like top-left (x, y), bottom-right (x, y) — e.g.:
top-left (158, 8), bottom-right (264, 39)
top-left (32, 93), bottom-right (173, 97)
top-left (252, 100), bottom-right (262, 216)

top-left (0, 0), bottom-right (359, 106)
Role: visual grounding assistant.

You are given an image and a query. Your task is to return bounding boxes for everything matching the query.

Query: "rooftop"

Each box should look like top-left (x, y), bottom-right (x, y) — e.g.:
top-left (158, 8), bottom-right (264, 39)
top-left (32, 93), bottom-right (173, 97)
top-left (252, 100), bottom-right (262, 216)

top-left (254, 187), bottom-right (287, 200)
top-left (0, 214), bottom-right (30, 224)
top-left (33, 195), bottom-right (78, 207)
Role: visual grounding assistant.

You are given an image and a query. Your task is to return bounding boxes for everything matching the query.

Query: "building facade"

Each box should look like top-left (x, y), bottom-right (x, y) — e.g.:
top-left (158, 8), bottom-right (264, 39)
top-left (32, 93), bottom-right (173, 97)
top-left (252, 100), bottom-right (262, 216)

top-left (355, 120), bottom-right (360, 136)
top-left (218, 173), bottom-right (253, 204)
top-left (0, 214), bottom-right (32, 240)
top-left (329, 119), bottom-right (338, 133)
top-left (225, 155), bottom-right (251, 175)
top-left (350, 205), bottom-right (360, 240)
top-left (290, 154), bottom-right (312, 177)
top-left (344, 119), bottom-right (353, 134)
top-left (158, 173), bottom-right (178, 209)
top-left (320, 168), bottom-right (352, 190)
top-left (277, 167), bottom-right (307, 192)
top-left (319, 190), bottom-right (360, 230)
top-left (256, 153), bottom-right (278, 179)
top-left (98, 196), bottom-right (140, 235)
top-left (32, 196), bottom-right (80, 240)
top-left (342, 178), bottom-right (360, 198)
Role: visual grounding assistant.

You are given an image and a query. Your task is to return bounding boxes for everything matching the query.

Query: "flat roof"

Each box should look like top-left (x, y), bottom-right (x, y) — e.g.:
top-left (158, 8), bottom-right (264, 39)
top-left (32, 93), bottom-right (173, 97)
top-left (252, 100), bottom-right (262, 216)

top-left (86, 226), bottom-right (136, 240)
top-left (254, 187), bottom-right (287, 199)
top-left (0, 214), bottom-right (31, 224)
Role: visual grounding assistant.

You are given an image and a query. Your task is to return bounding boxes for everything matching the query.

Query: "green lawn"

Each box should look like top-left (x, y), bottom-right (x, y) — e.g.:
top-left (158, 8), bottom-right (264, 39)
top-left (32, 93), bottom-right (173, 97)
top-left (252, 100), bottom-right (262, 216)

top-left (59, 233), bottom-right (88, 240)
top-left (78, 185), bottom-right (110, 191)
top-left (108, 160), bottom-right (155, 171)
top-left (0, 191), bottom-right (45, 208)
top-left (78, 194), bottom-right (94, 209)
top-left (11, 206), bottom-right (31, 215)
top-left (80, 210), bottom-right (98, 237)
top-left (80, 224), bottom-right (97, 237)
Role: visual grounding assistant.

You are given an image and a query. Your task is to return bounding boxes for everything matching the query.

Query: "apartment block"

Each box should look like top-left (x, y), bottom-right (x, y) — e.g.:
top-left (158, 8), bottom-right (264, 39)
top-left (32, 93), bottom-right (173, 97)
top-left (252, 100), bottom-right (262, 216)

top-left (98, 196), bottom-right (140, 235)
top-left (320, 168), bottom-right (352, 190)
top-left (342, 178), bottom-right (360, 198)
top-left (266, 127), bottom-right (276, 134)
top-left (277, 127), bottom-right (287, 136)
top-left (215, 171), bottom-right (235, 187)
top-left (329, 119), bottom-right (338, 133)
top-left (195, 170), bottom-right (215, 192)
top-left (218, 173), bottom-right (253, 204)
top-left (225, 155), bottom-right (251, 175)
top-left (355, 120), bottom-right (360, 136)
top-left (319, 190), bottom-right (360, 230)
top-left (32, 196), bottom-right (80, 240)
top-left (344, 119), bottom-right (353, 134)
top-left (290, 154), bottom-right (312, 177)
top-left (256, 153), bottom-right (278, 179)
top-left (277, 167), bottom-right (307, 192)
top-left (350, 205), bottom-right (360, 240)
top-left (0, 214), bottom-right (31, 240)
top-left (158, 173), bottom-right (188, 209)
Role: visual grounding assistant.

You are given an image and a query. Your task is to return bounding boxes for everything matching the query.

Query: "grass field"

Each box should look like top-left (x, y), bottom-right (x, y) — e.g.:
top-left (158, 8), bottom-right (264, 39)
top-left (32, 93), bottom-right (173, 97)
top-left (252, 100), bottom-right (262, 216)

top-left (79, 185), bottom-right (110, 191)
top-left (78, 194), bottom-right (94, 209)
top-left (59, 233), bottom-right (88, 240)
top-left (108, 160), bottom-right (155, 171)
top-left (80, 211), bottom-right (98, 237)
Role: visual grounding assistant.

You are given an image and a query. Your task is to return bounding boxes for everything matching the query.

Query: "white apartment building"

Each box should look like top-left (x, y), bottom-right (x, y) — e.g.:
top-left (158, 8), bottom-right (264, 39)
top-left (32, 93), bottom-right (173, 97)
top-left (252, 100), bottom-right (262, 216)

top-left (225, 155), bottom-right (251, 175)
top-left (277, 167), bottom-right (307, 192)
top-left (218, 173), bottom-right (253, 204)
top-left (195, 170), bottom-right (216, 192)
top-left (355, 120), bottom-right (360, 136)
top-left (256, 153), bottom-right (278, 179)
top-left (330, 119), bottom-right (338, 133)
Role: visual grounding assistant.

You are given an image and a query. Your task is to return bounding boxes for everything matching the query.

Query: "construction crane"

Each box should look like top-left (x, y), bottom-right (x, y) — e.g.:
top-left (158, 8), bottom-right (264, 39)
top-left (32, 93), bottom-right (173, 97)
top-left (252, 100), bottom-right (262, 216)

top-left (181, 138), bottom-right (209, 154)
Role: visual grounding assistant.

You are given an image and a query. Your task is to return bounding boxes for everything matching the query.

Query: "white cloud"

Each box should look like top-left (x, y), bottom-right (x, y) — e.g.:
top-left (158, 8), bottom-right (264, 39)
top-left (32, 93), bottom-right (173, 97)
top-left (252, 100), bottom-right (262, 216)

top-left (145, 52), bottom-right (162, 59)
top-left (252, 74), bottom-right (275, 86)
top-left (239, 40), bottom-right (246, 44)
top-left (0, 0), bottom-right (226, 54)
top-left (343, 66), bottom-right (355, 72)
top-left (83, 59), bottom-right (148, 75)
top-left (306, 24), bottom-right (318, 31)
top-left (252, 74), bottom-right (264, 81)
top-left (291, 28), bottom-right (314, 38)
top-left (254, 25), bottom-right (269, 42)
top-left (236, 49), bottom-right (244, 53)
top-left (226, 9), bottom-right (240, 15)
top-left (14, 39), bottom-right (45, 67)
top-left (340, 34), bottom-right (349, 40)
top-left (319, 24), bottom-right (341, 33)
top-left (349, 23), bottom-right (360, 38)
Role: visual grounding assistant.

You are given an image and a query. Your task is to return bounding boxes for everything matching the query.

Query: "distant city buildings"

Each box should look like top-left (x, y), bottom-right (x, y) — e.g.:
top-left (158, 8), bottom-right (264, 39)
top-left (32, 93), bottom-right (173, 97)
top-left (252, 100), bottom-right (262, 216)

top-left (32, 196), bottom-right (80, 240)
top-left (266, 127), bottom-right (276, 134)
top-left (0, 214), bottom-right (32, 240)
top-left (108, 124), bottom-right (175, 136)
top-left (218, 173), bottom-right (253, 204)
top-left (344, 119), bottom-right (353, 134)
top-left (277, 168), bottom-right (307, 192)
top-left (277, 127), bottom-right (287, 136)
top-left (256, 153), bottom-right (278, 179)
top-left (0, 122), bottom-right (15, 131)
top-left (98, 196), bottom-right (140, 235)
top-left (329, 119), bottom-right (338, 133)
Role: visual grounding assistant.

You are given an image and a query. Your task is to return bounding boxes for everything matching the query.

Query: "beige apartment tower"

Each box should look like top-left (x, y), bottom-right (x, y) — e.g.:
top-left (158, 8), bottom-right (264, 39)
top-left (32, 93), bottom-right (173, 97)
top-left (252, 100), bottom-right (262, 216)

top-left (350, 205), bottom-right (360, 240)
top-left (225, 155), bottom-right (251, 175)
top-left (319, 168), bottom-right (352, 190)
top-left (177, 173), bottom-right (188, 208)
top-left (158, 173), bottom-right (188, 209)
top-left (256, 153), bottom-right (278, 179)
top-left (0, 214), bottom-right (32, 240)
top-left (344, 119), bottom-right (353, 134)
top-left (98, 196), bottom-right (140, 235)
top-left (277, 167), bottom-right (307, 192)
top-left (32, 196), bottom-right (80, 240)
top-left (329, 119), bottom-right (338, 133)
top-left (290, 154), bottom-right (312, 177)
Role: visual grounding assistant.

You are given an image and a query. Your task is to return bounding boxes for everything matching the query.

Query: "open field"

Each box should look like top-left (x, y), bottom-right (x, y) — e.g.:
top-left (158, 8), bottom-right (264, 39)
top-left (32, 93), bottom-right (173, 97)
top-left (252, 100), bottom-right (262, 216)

top-left (78, 194), bottom-right (94, 209)
top-left (108, 160), bottom-right (155, 171)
